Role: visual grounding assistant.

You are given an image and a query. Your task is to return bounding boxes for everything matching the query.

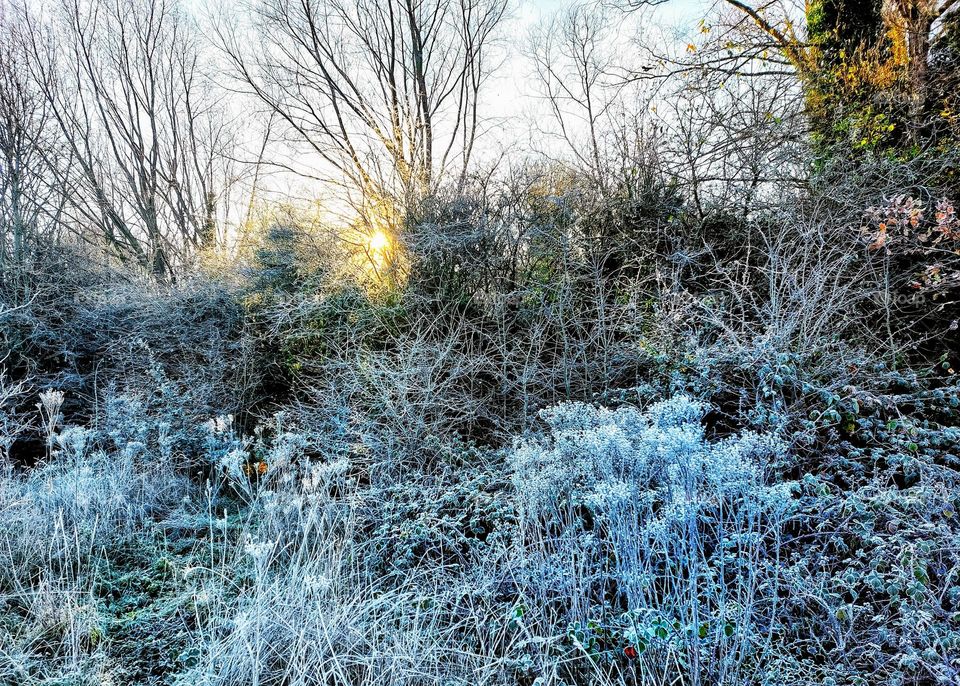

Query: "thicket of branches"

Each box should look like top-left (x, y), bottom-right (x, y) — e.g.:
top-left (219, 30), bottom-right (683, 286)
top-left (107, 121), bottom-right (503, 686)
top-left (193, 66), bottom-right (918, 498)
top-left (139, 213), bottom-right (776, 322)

top-left (2, 0), bottom-right (960, 685)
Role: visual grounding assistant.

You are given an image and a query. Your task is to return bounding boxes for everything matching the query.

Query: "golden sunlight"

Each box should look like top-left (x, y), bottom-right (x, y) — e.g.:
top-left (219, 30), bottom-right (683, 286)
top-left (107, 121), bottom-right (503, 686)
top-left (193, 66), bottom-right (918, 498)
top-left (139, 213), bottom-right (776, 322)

top-left (352, 224), bottom-right (406, 292)
top-left (342, 196), bottom-right (407, 292)
top-left (367, 230), bottom-right (390, 254)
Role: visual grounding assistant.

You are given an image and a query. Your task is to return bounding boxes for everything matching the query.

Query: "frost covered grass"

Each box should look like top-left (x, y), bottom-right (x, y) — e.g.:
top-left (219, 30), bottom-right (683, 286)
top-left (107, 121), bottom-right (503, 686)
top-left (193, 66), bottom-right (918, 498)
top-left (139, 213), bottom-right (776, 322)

top-left (0, 409), bottom-right (192, 683)
top-left (7, 387), bottom-right (797, 684)
top-left (1, 365), bottom-right (959, 685)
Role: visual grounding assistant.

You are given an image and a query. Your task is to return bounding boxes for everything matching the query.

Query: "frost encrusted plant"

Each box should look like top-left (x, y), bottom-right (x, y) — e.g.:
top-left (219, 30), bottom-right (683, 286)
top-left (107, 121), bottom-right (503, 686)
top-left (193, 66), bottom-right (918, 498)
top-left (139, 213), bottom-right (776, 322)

top-left (513, 395), bottom-right (790, 520)
top-left (55, 426), bottom-right (93, 462)
top-left (37, 389), bottom-right (65, 452)
top-left (103, 393), bottom-right (150, 452)
top-left (0, 373), bottom-right (27, 465)
top-left (300, 457), bottom-right (350, 495)
top-left (204, 414), bottom-right (252, 497)
top-left (511, 396), bottom-right (797, 683)
top-left (512, 396), bottom-right (728, 523)
top-left (256, 421), bottom-right (310, 489)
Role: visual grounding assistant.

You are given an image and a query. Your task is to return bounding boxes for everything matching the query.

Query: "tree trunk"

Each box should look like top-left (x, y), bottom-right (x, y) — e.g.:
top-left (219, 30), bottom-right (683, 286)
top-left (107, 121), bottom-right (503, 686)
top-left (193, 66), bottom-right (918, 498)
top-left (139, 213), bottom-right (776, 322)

top-left (906, 12), bottom-right (934, 133)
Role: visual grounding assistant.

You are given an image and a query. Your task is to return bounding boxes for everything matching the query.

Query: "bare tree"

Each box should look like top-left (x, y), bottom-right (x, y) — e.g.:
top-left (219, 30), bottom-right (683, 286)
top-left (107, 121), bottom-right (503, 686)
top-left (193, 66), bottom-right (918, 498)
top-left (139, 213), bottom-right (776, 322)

top-left (0, 3), bottom-right (65, 286)
top-left (655, 31), bottom-right (807, 215)
top-left (619, 0), bottom-right (807, 74)
top-left (627, 0), bottom-right (960, 133)
top-left (216, 0), bottom-right (507, 221)
top-left (23, 0), bottom-right (236, 280)
top-left (527, 3), bottom-right (635, 192)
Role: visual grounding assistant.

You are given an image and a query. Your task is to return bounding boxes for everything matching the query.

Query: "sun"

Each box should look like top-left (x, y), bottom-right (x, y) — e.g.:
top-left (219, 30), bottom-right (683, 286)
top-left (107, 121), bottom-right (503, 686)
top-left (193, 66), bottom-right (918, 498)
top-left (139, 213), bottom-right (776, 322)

top-left (367, 230), bottom-right (390, 253)
top-left (346, 215), bottom-right (406, 291)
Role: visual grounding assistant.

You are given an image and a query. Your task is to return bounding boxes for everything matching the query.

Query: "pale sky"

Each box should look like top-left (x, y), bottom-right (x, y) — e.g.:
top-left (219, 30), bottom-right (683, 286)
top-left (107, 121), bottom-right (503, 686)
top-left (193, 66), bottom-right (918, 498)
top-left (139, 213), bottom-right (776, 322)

top-left (474, 0), bottom-right (711, 163)
top-left (187, 0), bottom-right (713, 217)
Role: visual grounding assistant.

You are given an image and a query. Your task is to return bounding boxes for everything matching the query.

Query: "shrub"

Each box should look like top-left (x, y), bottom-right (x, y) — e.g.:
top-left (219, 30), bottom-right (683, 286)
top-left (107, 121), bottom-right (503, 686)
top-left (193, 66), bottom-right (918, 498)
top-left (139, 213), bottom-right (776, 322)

top-left (511, 396), bottom-right (795, 685)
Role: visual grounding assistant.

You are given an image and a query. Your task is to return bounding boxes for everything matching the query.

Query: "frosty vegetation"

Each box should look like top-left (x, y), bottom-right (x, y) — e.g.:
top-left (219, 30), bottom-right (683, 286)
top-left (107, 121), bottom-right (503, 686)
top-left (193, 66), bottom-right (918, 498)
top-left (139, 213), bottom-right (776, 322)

top-left (2, 0), bottom-right (960, 684)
